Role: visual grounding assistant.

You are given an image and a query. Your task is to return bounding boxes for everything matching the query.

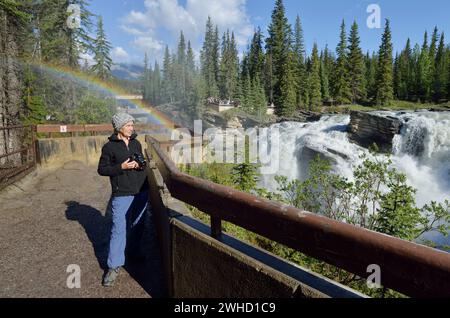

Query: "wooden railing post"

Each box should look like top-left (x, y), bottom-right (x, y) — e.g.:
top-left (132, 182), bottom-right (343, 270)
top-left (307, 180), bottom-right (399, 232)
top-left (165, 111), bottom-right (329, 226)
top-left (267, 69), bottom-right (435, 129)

top-left (210, 216), bottom-right (222, 240)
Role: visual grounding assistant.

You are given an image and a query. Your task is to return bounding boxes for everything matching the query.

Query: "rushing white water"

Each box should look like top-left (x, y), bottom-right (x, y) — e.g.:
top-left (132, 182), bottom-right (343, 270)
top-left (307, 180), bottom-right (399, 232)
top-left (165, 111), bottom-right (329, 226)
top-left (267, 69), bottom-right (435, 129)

top-left (259, 111), bottom-right (450, 247)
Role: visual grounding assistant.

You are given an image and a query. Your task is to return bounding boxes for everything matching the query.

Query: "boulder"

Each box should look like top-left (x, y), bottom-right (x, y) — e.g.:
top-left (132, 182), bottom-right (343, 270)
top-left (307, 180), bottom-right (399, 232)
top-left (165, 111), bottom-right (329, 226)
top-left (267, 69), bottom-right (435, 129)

top-left (348, 111), bottom-right (402, 153)
top-left (226, 117), bottom-right (243, 129)
top-left (275, 111), bottom-right (322, 125)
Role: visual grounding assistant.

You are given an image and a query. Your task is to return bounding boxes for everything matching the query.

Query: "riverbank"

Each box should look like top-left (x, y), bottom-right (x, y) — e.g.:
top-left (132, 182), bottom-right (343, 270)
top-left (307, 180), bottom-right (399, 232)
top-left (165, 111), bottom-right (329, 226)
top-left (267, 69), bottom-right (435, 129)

top-left (320, 100), bottom-right (450, 115)
top-left (153, 100), bottom-right (450, 133)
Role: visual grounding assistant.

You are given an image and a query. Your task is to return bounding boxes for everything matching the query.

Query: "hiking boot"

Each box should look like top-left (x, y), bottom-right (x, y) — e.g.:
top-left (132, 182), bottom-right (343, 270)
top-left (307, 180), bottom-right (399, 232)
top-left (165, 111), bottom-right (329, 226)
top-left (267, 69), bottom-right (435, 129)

top-left (102, 268), bottom-right (120, 287)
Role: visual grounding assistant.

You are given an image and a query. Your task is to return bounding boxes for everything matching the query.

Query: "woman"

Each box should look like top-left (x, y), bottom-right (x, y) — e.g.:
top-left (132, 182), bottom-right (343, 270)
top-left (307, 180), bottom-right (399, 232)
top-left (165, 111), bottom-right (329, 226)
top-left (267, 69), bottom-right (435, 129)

top-left (97, 113), bottom-right (149, 287)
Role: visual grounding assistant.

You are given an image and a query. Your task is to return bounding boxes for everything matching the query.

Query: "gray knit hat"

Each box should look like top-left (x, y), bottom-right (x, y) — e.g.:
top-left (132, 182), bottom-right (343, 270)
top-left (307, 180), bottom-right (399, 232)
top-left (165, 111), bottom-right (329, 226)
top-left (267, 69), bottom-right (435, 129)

top-left (112, 113), bottom-right (135, 131)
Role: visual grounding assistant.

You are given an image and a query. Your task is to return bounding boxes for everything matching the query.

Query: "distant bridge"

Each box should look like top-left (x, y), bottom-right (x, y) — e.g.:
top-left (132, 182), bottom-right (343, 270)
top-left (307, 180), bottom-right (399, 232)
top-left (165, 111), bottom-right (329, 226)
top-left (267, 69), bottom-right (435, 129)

top-left (114, 95), bottom-right (143, 100)
top-left (108, 95), bottom-right (150, 120)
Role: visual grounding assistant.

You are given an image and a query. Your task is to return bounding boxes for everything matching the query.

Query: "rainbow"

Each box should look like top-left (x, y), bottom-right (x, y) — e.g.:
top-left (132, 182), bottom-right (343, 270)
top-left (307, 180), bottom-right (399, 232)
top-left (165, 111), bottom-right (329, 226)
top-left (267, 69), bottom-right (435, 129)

top-left (29, 62), bottom-right (178, 129)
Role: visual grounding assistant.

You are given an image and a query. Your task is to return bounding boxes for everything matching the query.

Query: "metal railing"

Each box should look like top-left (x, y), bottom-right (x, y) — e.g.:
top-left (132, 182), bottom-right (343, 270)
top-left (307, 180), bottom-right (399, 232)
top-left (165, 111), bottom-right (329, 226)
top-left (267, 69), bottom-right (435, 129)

top-left (0, 125), bottom-right (37, 191)
top-left (145, 135), bottom-right (450, 298)
top-left (0, 123), bottom-right (176, 190)
top-left (36, 123), bottom-right (176, 138)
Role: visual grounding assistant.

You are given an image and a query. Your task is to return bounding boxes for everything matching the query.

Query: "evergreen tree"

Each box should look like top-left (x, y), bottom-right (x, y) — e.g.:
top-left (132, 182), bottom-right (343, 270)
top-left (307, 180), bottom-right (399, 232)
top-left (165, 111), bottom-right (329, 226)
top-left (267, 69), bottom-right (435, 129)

top-left (67, 0), bottom-right (94, 67)
top-left (142, 53), bottom-right (150, 100)
top-left (395, 39), bottom-right (412, 100)
top-left (407, 43), bottom-right (417, 100)
top-left (248, 27), bottom-right (265, 82)
top-left (177, 31), bottom-right (187, 66)
top-left (17, 0), bottom-right (39, 60)
top-left (309, 43), bottom-right (322, 110)
top-left (321, 45), bottom-right (334, 103)
top-left (36, 0), bottom-right (69, 64)
top-left (176, 31), bottom-right (187, 101)
top-left (23, 0), bottom-right (93, 121)
top-left (219, 31), bottom-right (239, 100)
top-left (240, 51), bottom-right (250, 86)
top-left (333, 20), bottom-right (351, 104)
top-left (348, 21), bottom-right (366, 103)
top-left (186, 41), bottom-right (196, 74)
top-left (393, 52), bottom-right (400, 99)
top-left (162, 45), bottom-right (175, 103)
top-left (187, 75), bottom-right (206, 120)
top-left (375, 19), bottom-right (394, 106)
top-left (171, 52), bottom-right (178, 99)
top-left (82, 59), bottom-right (90, 72)
top-left (36, 0), bottom-right (92, 67)
top-left (232, 162), bottom-right (259, 192)
top-left (219, 31), bottom-right (229, 99)
top-left (235, 73), bottom-right (243, 107)
top-left (200, 17), bottom-right (219, 97)
top-left (266, 0), bottom-right (296, 116)
top-left (294, 14), bottom-right (307, 109)
top-left (22, 65), bottom-right (47, 125)
top-left (446, 45), bottom-right (450, 101)
top-left (229, 32), bottom-right (240, 100)
top-left (417, 31), bottom-right (432, 101)
top-left (303, 70), bottom-right (311, 107)
top-left (429, 27), bottom-right (439, 75)
top-left (147, 66), bottom-right (155, 104)
top-left (364, 52), bottom-right (377, 101)
top-left (0, 0), bottom-right (28, 22)
top-left (252, 77), bottom-right (267, 118)
top-left (152, 61), bottom-right (162, 104)
top-left (91, 16), bottom-right (112, 80)
top-left (278, 52), bottom-right (297, 116)
top-left (433, 33), bottom-right (447, 102)
top-left (264, 53), bottom-right (274, 104)
top-left (410, 43), bottom-right (421, 101)
top-left (212, 26), bottom-right (220, 92)
top-left (320, 56), bottom-right (330, 103)
top-left (184, 40), bottom-right (198, 109)
top-left (241, 72), bottom-right (252, 112)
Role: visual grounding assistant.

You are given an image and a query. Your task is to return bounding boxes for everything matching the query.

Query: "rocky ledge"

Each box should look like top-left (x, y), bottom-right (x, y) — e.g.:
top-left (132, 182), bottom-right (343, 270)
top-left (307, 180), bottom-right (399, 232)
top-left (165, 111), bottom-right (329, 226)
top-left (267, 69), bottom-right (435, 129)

top-left (348, 111), bottom-right (402, 153)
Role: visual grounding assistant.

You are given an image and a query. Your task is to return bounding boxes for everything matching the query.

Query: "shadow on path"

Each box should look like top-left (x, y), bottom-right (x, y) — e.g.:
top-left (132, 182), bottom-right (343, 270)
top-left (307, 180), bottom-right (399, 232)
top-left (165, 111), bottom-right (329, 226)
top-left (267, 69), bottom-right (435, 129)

top-left (65, 201), bottom-right (166, 298)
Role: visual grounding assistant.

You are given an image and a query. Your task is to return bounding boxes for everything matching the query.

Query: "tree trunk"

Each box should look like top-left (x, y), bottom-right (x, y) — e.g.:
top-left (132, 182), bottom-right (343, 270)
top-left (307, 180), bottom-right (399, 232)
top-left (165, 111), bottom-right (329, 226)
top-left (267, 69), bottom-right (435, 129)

top-left (0, 8), bottom-right (8, 163)
top-left (0, 7), bottom-right (24, 166)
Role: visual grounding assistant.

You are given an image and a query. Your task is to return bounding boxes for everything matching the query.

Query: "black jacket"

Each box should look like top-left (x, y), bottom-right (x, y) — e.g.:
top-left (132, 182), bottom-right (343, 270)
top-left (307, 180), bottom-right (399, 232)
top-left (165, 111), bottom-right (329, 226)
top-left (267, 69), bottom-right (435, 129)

top-left (98, 133), bottom-right (149, 197)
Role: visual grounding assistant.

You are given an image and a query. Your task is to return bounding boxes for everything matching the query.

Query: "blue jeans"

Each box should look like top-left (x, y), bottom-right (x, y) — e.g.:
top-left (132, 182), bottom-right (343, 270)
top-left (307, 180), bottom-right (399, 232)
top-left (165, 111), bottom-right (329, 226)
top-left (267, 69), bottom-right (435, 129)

top-left (107, 191), bottom-right (148, 269)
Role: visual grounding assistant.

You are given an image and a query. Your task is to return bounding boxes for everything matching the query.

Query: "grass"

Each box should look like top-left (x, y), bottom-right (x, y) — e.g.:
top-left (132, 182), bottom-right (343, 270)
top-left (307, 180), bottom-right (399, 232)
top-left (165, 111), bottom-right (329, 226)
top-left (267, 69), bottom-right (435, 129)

top-left (207, 100), bottom-right (449, 125)
top-left (221, 107), bottom-right (272, 123)
top-left (322, 100), bottom-right (450, 114)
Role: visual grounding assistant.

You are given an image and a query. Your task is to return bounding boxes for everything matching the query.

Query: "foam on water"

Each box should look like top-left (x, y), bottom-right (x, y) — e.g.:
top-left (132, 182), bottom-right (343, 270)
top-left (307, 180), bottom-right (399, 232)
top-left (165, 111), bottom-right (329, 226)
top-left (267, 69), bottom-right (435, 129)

top-left (260, 111), bottom-right (450, 247)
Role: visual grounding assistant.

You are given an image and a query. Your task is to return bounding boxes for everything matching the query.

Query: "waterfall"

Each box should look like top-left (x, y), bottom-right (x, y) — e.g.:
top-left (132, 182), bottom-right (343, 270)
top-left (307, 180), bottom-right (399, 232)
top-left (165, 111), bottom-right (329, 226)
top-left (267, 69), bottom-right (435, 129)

top-left (260, 111), bottom-right (450, 247)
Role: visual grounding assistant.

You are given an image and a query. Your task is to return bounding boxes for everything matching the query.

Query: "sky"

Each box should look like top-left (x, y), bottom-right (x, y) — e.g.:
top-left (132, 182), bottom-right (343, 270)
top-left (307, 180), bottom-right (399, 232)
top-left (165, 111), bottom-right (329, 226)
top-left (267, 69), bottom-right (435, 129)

top-left (87, 0), bottom-right (450, 66)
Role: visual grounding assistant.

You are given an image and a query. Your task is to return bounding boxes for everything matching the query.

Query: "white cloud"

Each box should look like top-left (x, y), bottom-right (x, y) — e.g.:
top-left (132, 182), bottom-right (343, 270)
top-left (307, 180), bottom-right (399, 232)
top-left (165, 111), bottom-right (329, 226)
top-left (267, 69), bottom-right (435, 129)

top-left (186, 0), bottom-right (249, 31)
top-left (124, 10), bottom-right (155, 29)
top-left (133, 36), bottom-right (164, 53)
top-left (111, 47), bottom-right (130, 63)
top-left (121, 0), bottom-right (254, 61)
top-left (79, 52), bottom-right (95, 66)
top-left (186, 0), bottom-right (254, 47)
top-left (120, 25), bottom-right (147, 36)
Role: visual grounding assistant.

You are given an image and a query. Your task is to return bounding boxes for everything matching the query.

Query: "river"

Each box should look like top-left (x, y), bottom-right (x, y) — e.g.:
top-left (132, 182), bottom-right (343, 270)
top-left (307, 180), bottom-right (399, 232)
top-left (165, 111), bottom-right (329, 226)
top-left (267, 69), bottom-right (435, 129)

top-left (259, 110), bottom-right (450, 248)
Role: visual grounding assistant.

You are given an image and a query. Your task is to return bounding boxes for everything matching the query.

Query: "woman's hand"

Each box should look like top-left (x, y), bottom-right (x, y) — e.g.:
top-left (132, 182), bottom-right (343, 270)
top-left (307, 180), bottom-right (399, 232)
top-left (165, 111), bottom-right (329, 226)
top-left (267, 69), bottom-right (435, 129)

top-left (121, 158), bottom-right (139, 170)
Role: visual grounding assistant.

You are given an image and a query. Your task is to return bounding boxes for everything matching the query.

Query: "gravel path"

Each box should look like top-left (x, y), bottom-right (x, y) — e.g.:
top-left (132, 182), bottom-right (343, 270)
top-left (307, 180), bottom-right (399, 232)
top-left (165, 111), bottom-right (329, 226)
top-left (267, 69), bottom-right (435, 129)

top-left (0, 161), bottom-right (165, 298)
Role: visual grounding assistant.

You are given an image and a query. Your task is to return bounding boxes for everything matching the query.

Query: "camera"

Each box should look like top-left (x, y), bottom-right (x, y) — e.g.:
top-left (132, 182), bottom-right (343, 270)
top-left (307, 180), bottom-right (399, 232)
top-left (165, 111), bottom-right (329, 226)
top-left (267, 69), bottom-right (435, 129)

top-left (130, 153), bottom-right (147, 170)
